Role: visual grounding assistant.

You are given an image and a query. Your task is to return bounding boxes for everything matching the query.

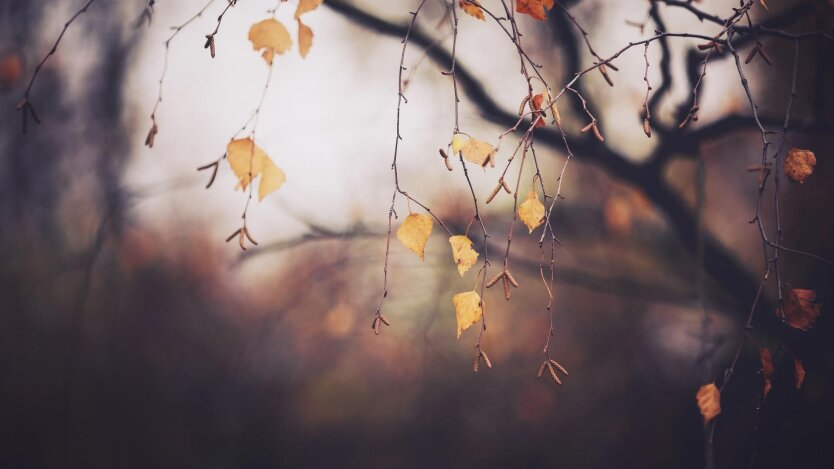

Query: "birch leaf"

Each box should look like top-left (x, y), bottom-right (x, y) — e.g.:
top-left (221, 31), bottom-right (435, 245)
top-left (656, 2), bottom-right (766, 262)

top-left (453, 290), bottom-right (483, 338)
top-left (295, 0), bottom-right (323, 18)
top-left (518, 189), bottom-right (545, 233)
top-left (696, 383), bottom-right (721, 425)
top-left (248, 19), bottom-right (292, 65)
top-left (461, 138), bottom-right (494, 167)
top-left (760, 348), bottom-right (774, 399)
top-left (226, 138), bottom-right (286, 201)
top-left (397, 213), bottom-right (433, 260)
top-left (780, 288), bottom-right (821, 331)
top-left (451, 134), bottom-right (494, 167)
top-left (451, 133), bottom-right (467, 155)
top-left (795, 358), bottom-right (806, 390)
top-left (517, 0), bottom-right (555, 21)
top-left (449, 235), bottom-right (479, 276)
top-left (297, 19), bottom-right (314, 58)
top-left (460, 0), bottom-right (485, 20)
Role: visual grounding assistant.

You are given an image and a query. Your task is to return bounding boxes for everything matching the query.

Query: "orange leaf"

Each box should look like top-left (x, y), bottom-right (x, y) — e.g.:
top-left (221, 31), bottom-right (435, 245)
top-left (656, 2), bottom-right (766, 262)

top-left (248, 19), bottom-right (292, 65)
top-left (0, 52), bottom-right (23, 92)
top-left (779, 288), bottom-right (821, 331)
top-left (530, 93), bottom-right (546, 128)
top-left (783, 148), bottom-right (816, 184)
top-left (760, 348), bottom-right (774, 399)
top-left (794, 357), bottom-right (806, 390)
top-left (460, 0), bottom-right (485, 20)
top-left (696, 383), bottom-right (721, 425)
top-left (516, 0), bottom-right (555, 21)
top-left (297, 19), bottom-right (314, 58)
top-left (295, 0), bottom-right (323, 19)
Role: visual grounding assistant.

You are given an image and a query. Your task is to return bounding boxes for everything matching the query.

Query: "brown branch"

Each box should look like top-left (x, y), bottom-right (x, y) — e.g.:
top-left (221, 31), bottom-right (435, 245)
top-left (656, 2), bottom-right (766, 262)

top-left (324, 0), bottom-right (768, 319)
top-left (17, 0), bottom-right (97, 133)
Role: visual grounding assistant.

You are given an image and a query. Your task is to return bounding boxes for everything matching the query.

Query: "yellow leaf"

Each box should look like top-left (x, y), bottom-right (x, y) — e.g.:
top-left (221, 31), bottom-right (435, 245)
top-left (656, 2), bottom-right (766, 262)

top-left (518, 189), bottom-right (545, 233)
top-left (459, 0), bottom-right (485, 20)
top-left (696, 383), bottom-right (721, 425)
top-left (449, 134), bottom-right (496, 167)
top-left (295, 0), bottom-right (323, 18)
top-left (248, 18), bottom-right (292, 65)
top-left (449, 235), bottom-right (479, 276)
top-left (226, 138), bottom-right (286, 201)
top-left (461, 138), bottom-right (494, 167)
top-left (451, 133), bottom-right (467, 155)
top-left (453, 290), bottom-right (483, 338)
top-left (396, 213), bottom-right (433, 260)
top-left (258, 159), bottom-right (286, 200)
top-left (297, 19), bottom-right (314, 58)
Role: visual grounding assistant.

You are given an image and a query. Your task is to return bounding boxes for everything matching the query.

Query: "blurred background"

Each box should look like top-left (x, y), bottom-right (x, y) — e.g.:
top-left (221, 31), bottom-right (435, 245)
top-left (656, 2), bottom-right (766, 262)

top-left (1, 0), bottom-right (833, 467)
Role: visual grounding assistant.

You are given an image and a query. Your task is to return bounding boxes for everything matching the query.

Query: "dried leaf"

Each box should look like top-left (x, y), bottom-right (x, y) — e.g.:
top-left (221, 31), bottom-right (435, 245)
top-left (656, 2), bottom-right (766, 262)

top-left (603, 195), bottom-right (632, 235)
top-left (516, 0), bottom-right (555, 21)
top-left (226, 138), bottom-right (286, 201)
top-left (794, 358), bottom-right (806, 390)
top-left (780, 288), bottom-right (821, 331)
top-left (453, 290), bottom-right (483, 338)
top-left (760, 348), bottom-right (774, 399)
top-left (449, 235), bottom-right (479, 276)
top-left (784, 148), bottom-right (816, 184)
top-left (452, 135), bottom-right (495, 167)
top-left (248, 18), bottom-right (292, 65)
top-left (530, 93), bottom-right (546, 128)
top-left (0, 52), bottom-right (24, 92)
top-left (460, 0), bottom-right (485, 20)
top-left (518, 189), bottom-right (545, 233)
top-left (542, 90), bottom-right (562, 127)
top-left (295, 0), bottom-right (323, 18)
top-left (696, 383), bottom-right (721, 425)
top-left (397, 213), bottom-right (433, 260)
top-left (451, 133), bottom-right (467, 155)
top-left (297, 19), bottom-right (314, 58)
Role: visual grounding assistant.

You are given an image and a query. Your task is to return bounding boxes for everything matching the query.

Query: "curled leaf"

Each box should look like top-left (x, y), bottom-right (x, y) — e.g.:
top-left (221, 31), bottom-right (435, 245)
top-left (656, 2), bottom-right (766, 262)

top-left (460, 0), bottom-right (485, 20)
top-left (226, 138), bottom-right (286, 201)
top-left (297, 19), bottom-right (314, 58)
top-left (248, 18), bottom-right (292, 65)
top-left (530, 93), bottom-right (546, 128)
top-left (397, 213), bottom-right (433, 260)
top-left (760, 348), bottom-right (774, 399)
top-left (518, 189), bottom-right (545, 233)
top-left (542, 90), bottom-right (562, 127)
top-left (453, 290), bottom-right (483, 338)
top-left (780, 288), bottom-right (821, 331)
top-left (696, 383), bottom-right (721, 425)
top-left (295, 0), bottom-right (323, 18)
top-left (784, 148), bottom-right (816, 184)
top-left (794, 358), bottom-right (806, 390)
top-left (449, 235), bottom-right (479, 276)
top-left (516, 0), bottom-right (554, 21)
